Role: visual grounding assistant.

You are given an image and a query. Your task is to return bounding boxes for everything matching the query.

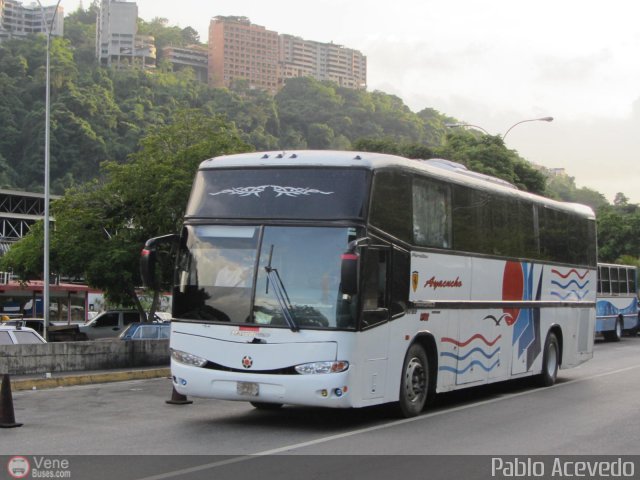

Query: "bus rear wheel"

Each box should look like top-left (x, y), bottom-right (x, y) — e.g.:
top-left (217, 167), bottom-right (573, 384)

top-left (603, 317), bottom-right (623, 342)
top-left (398, 344), bottom-right (430, 418)
top-left (537, 332), bottom-right (560, 387)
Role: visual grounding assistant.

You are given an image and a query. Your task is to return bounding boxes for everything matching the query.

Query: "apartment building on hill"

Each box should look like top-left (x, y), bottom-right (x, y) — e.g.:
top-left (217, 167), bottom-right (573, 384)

top-left (279, 34), bottom-right (366, 89)
top-left (163, 44), bottom-right (209, 83)
top-left (96, 0), bottom-right (155, 68)
top-left (208, 16), bottom-right (367, 92)
top-left (0, 0), bottom-right (63, 42)
top-left (208, 16), bottom-right (279, 92)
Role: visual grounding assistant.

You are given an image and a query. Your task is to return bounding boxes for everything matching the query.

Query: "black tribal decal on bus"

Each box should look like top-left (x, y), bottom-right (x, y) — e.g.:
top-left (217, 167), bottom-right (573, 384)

top-left (209, 185), bottom-right (334, 198)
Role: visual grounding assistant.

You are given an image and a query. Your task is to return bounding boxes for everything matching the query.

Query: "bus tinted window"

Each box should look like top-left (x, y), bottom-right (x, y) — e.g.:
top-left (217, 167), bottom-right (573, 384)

top-left (370, 171), bottom-right (412, 243)
top-left (371, 168), bottom-right (595, 267)
top-left (412, 177), bottom-right (451, 248)
top-left (539, 207), bottom-right (568, 262)
top-left (451, 186), bottom-right (536, 258)
top-left (187, 168), bottom-right (370, 220)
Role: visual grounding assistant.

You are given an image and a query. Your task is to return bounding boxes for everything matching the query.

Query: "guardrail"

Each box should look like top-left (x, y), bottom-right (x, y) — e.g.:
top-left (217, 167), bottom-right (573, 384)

top-left (0, 339), bottom-right (169, 375)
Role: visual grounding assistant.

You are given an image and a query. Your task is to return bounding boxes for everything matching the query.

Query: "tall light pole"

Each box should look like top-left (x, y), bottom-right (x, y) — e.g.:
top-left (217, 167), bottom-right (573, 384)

top-left (446, 116), bottom-right (554, 139)
top-left (36, 0), bottom-right (62, 341)
top-left (502, 116), bottom-right (553, 140)
top-left (444, 123), bottom-right (491, 135)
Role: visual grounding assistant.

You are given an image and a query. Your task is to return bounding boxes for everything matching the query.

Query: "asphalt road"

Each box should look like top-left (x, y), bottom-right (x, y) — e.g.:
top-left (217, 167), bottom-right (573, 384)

top-left (2, 338), bottom-right (640, 479)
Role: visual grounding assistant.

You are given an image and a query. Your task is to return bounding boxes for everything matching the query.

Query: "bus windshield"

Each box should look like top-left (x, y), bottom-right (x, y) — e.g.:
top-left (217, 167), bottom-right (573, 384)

top-left (173, 225), bottom-right (359, 329)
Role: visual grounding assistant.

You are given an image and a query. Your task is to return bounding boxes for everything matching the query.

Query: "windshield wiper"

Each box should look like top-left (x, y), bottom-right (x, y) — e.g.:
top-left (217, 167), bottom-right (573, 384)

top-left (265, 245), bottom-right (299, 332)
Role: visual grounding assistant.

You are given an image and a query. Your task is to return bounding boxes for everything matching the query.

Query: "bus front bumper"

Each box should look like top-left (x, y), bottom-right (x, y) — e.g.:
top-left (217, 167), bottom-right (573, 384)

top-left (171, 361), bottom-right (355, 408)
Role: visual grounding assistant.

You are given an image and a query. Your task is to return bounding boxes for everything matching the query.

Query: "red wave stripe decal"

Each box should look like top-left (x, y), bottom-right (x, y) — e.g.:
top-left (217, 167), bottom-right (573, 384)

top-left (442, 334), bottom-right (502, 347)
top-left (551, 268), bottom-right (589, 280)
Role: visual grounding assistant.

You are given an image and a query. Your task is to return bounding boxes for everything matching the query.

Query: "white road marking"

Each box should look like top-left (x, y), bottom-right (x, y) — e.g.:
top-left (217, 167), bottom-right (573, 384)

top-left (136, 363), bottom-right (640, 480)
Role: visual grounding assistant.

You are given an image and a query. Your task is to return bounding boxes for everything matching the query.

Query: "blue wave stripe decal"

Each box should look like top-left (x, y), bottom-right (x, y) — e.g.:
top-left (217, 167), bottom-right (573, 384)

top-left (440, 347), bottom-right (500, 361)
top-left (551, 279), bottom-right (590, 290)
top-left (551, 290), bottom-right (590, 301)
top-left (596, 298), bottom-right (638, 316)
top-left (439, 359), bottom-right (500, 374)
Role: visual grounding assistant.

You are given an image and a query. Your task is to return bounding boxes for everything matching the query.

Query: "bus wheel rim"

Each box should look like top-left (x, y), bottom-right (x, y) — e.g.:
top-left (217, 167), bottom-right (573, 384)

top-left (405, 357), bottom-right (426, 403)
top-left (546, 343), bottom-right (557, 377)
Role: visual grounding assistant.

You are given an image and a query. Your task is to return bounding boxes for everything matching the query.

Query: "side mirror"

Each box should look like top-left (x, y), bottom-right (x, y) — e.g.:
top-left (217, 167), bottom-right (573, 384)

top-left (140, 243), bottom-right (158, 290)
top-left (340, 253), bottom-right (359, 296)
top-left (339, 237), bottom-right (370, 296)
top-left (140, 234), bottom-right (178, 290)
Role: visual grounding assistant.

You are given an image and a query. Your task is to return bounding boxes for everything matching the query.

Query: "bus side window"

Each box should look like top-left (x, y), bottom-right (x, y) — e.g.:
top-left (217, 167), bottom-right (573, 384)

top-left (361, 249), bottom-right (389, 328)
top-left (602, 267), bottom-right (610, 294)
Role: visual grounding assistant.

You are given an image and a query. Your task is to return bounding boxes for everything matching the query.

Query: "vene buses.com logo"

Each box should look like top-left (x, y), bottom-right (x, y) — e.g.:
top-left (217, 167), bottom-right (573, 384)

top-left (7, 456), bottom-right (30, 479)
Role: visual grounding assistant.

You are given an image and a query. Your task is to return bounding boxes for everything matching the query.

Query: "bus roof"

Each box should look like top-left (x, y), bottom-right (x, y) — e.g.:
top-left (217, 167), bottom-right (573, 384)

top-left (597, 262), bottom-right (637, 269)
top-left (199, 150), bottom-right (595, 219)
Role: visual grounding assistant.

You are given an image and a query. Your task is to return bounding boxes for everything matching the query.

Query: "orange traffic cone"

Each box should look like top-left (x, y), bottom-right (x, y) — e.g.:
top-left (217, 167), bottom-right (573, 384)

top-left (0, 374), bottom-right (23, 428)
top-left (166, 386), bottom-right (193, 405)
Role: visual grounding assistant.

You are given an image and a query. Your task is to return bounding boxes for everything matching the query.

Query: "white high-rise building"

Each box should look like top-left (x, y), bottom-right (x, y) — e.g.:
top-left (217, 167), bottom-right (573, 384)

top-left (0, 0), bottom-right (63, 42)
top-left (279, 34), bottom-right (367, 89)
top-left (95, 0), bottom-right (138, 67)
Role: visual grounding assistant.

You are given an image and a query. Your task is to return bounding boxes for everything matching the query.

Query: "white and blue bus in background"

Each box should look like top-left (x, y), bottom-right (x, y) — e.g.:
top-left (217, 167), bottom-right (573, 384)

top-left (141, 150), bottom-right (597, 417)
top-left (596, 263), bottom-right (639, 342)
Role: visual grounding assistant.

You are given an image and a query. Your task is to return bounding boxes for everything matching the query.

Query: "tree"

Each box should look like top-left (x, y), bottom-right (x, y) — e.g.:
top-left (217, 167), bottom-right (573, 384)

top-left (545, 172), bottom-right (608, 210)
top-left (596, 202), bottom-right (640, 262)
top-left (181, 26), bottom-right (200, 44)
top-left (3, 110), bottom-right (251, 318)
top-left (0, 222), bottom-right (45, 280)
top-left (355, 133), bottom-right (546, 194)
top-left (434, 131), bottom-right (547, 194)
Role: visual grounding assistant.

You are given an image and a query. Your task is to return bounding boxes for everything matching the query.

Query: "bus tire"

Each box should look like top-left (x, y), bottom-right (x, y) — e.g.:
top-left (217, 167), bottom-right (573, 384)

top-left (250, 402), bottom-right (283, 410)
top-left (537, 332), bottom-right (559, 387)
top-left (397, 343), bottom-right (430, 418)
top-left (603, 317), bottom-right (623, 342)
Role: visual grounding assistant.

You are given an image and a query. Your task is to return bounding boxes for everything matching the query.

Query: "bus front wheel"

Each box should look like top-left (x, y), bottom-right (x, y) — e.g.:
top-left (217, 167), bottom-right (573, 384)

top-left (398, 344), bottom-right (430, 418)
top-left (537, 332), bottom-right (560, 387)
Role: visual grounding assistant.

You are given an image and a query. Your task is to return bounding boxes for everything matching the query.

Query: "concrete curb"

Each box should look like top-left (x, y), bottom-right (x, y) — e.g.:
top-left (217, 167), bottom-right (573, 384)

top-left (11, 368), bottom-right (171, 391)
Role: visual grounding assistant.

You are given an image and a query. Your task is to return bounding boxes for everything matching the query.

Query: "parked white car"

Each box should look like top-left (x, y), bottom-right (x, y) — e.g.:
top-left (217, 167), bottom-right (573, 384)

top-left (0, 325), bottom-right (47, 344)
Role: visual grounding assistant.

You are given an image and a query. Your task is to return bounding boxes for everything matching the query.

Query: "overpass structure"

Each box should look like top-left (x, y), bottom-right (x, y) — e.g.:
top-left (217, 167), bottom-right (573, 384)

top-left (0, 190), bottom-right (102, 322)
top-left (0, 189), bottom-right (59, 256)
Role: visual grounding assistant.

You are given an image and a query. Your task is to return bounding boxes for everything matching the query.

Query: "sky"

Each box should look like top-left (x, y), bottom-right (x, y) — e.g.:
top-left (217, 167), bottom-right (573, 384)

top-left (63, 0), bottom-right (640, 203)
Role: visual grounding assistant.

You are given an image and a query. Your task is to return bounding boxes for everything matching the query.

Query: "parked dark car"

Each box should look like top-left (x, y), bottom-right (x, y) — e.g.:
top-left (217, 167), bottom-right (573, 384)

top-left (79, 310), bottom-right (145, 340)
top-left (119, 322), bottom-right (171, 341)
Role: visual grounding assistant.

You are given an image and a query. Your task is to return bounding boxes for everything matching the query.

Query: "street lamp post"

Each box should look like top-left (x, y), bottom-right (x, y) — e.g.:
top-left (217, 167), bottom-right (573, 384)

top-left (36, 0), bottom-right (62, 341)
top-left (502, 116), bottom-right (554, 140)
top-left (446, 116), bottom-right (554, 139)
top-left (444, 123), bottom-right (491, 135)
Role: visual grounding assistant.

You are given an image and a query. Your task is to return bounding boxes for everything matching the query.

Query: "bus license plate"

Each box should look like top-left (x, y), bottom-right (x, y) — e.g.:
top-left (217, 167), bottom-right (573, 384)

top-left (237, 381), bottom-right (259, 396)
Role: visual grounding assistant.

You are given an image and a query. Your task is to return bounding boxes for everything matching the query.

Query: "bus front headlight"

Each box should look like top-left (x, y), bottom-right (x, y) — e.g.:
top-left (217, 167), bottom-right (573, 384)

top-left (294, 361), bottom-right (349, 375)
top-left (171, 348), bottom-right (207, 367)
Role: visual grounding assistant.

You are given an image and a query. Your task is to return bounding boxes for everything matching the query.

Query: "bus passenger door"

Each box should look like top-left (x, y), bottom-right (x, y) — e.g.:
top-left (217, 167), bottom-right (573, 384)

top-left (359, 247), bottom-right (390, 401)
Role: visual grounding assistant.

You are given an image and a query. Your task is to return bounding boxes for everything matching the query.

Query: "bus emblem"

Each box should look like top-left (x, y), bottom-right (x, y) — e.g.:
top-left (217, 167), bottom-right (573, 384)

top-left (242, 356), bottom-right (253, 369)
top-left (411, 271), bottom-right (419, 292)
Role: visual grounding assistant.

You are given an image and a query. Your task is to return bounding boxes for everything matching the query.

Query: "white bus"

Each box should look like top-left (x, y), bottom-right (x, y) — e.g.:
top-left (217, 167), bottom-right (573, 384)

top-left (141, 151), bottom-right (597, 417)
top-left (596, 263), bottom-right (639, 341)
